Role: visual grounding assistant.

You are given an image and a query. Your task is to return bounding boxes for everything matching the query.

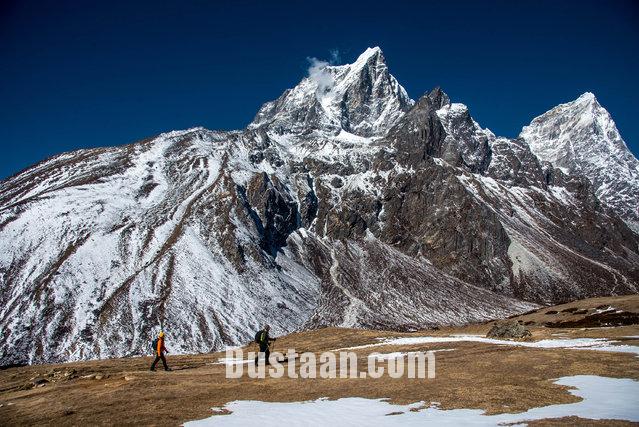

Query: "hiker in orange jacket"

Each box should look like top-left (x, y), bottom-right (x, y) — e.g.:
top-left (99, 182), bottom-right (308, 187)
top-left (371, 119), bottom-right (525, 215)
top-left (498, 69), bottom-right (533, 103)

top-left (150, 331), bottom-right (172, 371)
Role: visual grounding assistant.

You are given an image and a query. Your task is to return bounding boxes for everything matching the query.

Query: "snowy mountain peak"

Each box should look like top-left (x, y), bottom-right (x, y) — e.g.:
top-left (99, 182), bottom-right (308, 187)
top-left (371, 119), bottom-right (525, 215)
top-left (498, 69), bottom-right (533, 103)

top-left (350, 46), bottom-right (384, 68)
top-left (521, 93), bottom-right (639, 230)
top-left (520, 92), bottom-right (632, 167)
top-left (567, 92), bottom-right (606, 117)
top-left (361, 45), bottom-right (382, 56)
top-left (248, 47), bottom-right (413, 137)
top-left (576, 91), bottom-right (596, 103)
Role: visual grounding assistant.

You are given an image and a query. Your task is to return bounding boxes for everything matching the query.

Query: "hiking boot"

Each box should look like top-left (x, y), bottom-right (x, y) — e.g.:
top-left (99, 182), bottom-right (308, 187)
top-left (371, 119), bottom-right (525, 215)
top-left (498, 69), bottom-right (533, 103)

top-left (150, 368), bottom-right (156, 372)
top-left (165, 368), bottom-right (172, 371)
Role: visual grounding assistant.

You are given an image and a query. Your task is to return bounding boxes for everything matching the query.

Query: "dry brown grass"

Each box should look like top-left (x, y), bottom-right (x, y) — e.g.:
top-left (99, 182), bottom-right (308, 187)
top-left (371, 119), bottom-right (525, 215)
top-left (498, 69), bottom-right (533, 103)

top-left (1, 305), bottom-right (638, 426)
top-left (526, 417), bottom-right (637, 426)
top-left (499, 294), bottom-right (639, 326)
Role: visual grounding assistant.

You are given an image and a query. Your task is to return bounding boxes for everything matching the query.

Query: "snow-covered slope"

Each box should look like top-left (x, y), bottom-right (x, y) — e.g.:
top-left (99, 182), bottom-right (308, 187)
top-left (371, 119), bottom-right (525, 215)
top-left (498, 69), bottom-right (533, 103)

top-left (521, 93), bottom-right (639, 232)
top-left (0, 130), bottom-right (320, 362)
top-left (1, 48), bottom-right (638, 365)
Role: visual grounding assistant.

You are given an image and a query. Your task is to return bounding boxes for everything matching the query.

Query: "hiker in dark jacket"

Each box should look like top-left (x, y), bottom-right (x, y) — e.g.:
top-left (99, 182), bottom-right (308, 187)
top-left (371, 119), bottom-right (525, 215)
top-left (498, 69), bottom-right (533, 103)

top-left (150, 331), bottom-right (172, 371)
top-left (254, 324), bottom-right (276, 366)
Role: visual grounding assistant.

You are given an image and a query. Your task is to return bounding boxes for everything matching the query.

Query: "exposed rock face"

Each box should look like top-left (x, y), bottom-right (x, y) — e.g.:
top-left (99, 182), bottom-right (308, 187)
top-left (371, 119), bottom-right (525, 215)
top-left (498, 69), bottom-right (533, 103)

top-left (487, 138), bottom-right (546, 188)
top-left (243, 172), bottom-right (299, 257)
top-left (487, 322), bottom-right (531, 339)
top-left (1, 47), bottom-right (638, 365)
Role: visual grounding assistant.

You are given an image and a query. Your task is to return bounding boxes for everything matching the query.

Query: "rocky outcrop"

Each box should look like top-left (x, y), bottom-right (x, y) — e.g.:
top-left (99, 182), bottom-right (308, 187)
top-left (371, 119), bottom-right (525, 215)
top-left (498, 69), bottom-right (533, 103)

top-left (487, 322), bottom-right (532, 339)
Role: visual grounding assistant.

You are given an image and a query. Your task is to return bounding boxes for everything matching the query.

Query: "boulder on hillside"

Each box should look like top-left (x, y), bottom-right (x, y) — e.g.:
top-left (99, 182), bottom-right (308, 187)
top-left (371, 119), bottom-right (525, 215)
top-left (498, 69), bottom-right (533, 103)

top-left (487, 321), bottom-right (532, 339)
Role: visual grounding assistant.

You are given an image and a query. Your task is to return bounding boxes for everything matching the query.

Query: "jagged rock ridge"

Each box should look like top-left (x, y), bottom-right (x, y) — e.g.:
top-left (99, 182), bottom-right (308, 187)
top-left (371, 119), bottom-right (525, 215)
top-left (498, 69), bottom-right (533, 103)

top-left (1, 47), bottom-right (638, 365)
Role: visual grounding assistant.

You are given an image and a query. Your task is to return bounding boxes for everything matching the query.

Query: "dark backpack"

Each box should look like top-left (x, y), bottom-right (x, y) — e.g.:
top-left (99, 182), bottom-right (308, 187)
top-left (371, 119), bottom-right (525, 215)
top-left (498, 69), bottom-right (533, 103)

top-left (254, 330), bottom-right (264, 344)
top-left (151, 338), bottom-right (159, 353)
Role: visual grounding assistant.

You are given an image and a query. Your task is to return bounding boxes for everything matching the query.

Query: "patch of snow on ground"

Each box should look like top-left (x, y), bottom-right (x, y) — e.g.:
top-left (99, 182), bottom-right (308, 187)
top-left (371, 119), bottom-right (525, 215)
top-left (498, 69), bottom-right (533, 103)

top-left (335, 335), bottom-right (639, 356)
top-left (371, 349), bottom-right (456, 360)
top-left (592, 306), bottom-right (614, 314)
top-left (185, 375), bottom-right (639, 426)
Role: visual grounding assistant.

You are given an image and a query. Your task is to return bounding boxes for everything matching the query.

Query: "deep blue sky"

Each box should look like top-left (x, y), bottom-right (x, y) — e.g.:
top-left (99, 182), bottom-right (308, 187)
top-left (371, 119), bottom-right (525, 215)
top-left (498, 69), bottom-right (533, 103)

top-left (1, 0), bottom-right (638, 180)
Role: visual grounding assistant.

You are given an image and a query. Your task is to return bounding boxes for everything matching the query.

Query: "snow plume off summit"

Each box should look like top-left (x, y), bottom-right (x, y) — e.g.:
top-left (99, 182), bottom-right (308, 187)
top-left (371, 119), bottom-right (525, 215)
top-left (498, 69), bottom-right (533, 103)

top-left (307, 57), bottom-right (335, 100)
